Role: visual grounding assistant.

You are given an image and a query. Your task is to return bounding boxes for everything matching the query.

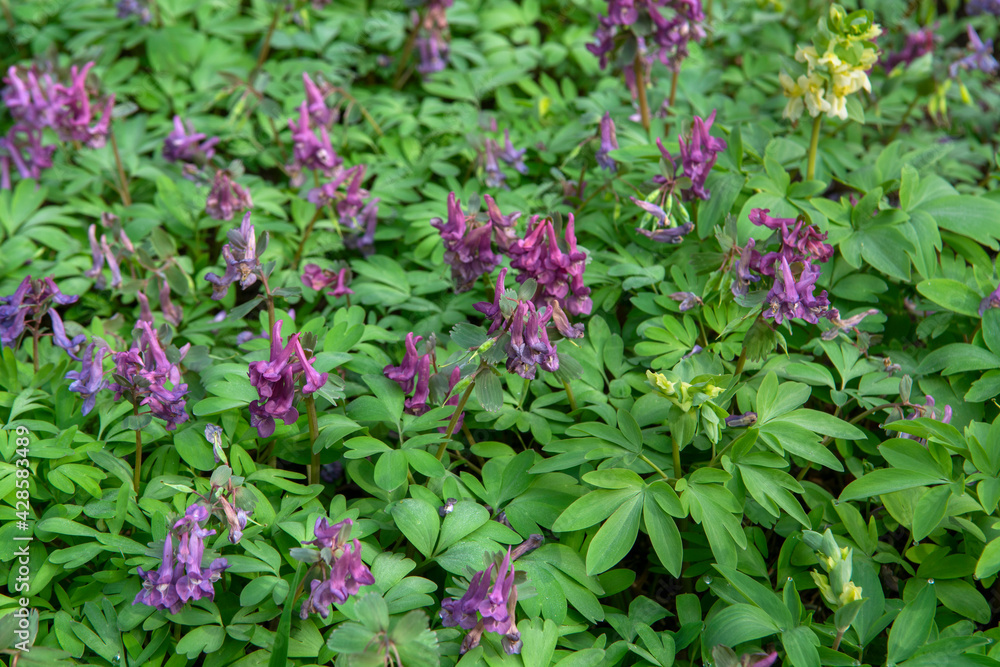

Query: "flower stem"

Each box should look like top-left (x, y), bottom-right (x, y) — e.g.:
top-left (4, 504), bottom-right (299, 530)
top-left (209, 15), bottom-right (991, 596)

top-left (260, 274), bottom-right (276, 332)
top-left (110, 129), bottom-right (132, 206)
top-left (293, 208), bottom-right (323, 269)
top-left (832, 628), bottom-right (846, 652)
top-left (31, 332), bottom-right (39, 373)
top-left (562, 380), bottom-right (577, 412)
top-left (436, 380), bottom-right (475, 460)
top-left (306, 395), bottom-right (320, 486)
top-left (634, 54), bottom-right (651, 135)
top-left (133, 405), bottom-right (142, 492)
top-left (671, 436), bottom-right (682, 479)
top-left (251, 4), bottom-right (282, 82)
top-left (806, 115), bottom-right (822, 181)
top-left (669, 69), bottom-right (679, 108)
top-left (393, 21), bottom-right (419, 90)
top-left (517, 377), bottom-right (530, 410)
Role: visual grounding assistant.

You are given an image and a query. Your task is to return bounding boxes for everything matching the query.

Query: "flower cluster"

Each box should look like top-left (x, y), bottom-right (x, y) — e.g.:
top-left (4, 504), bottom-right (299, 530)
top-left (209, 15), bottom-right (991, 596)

top-left (205, 169), bottom-right (253, 221)
top-left (441, 548), bottom-right (522, 655)
top-left (163, 115), bottom-right (218, 167)
top-left (110, 320), bottom-right (191, 429)
top-left (301, 264), bottom-right (353, 299)
top-left (882, 25), bottom-right (936, 71)
top-left (588, 0), bottom-right (706, 75)
top-left (733, 208), bottom-right (838, 326)
top-left (248, 320), bottom-right (328, 437)
top-left (481, 130), bottom-right (528, 189)
top-left (899, 394), bottom-right (953, 439)
top-left (295, 518), bottom-right (375, 619)
top-left (0, 275), bottom-right (85, 358)
top-left (632, 195), bottom-right (693, 244)
top-left (415, 0), bottom-right (454, 75)
top-left (384, 332), bottom-right (465, 427)
top-left (802, 529), bottom-right (864, 632)
top-left (949, 25), bottom-right (998, 78)
top-left (780, 6), bottom-right (881, 122)
top-left (432, 192), bottom-right (518, 292)
top-left (65, 342), bottom-right (109, 416)
top-left (287, 101), bottom-right (341, 187)
top-left (85, 223), bottom-right (125, 290)
top-left (967, 0), bottom-right (1000, 14)
top-left (134, 503), bottom-right (231, 614)
top-left (647, 370), bottom-right (723, 412)
top-left (655, 110), bottom-right (727, 201)
top-left (474, 269), bottom-right (582, 380)
top-left (116, 0), bottom-right (151, 22)
top-left (508, 214), bottom-right (592, 318)
top-left (302, 73), bottom-right (337, 128)
top-left (981, 281), bottom-right (1000, 316)
top-left (205, 212), bottom-right (265, 300)
top-left (1, 62), bottom-right (114, 186)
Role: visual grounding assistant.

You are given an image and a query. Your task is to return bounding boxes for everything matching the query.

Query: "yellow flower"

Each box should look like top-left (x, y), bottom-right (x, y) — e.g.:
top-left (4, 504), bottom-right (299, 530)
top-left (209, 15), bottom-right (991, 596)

top-left (800, 73), bottom-right (832, 117)
top-left (795, 45), bottom-right (821, 69)
top-left (704, 384), bottom-right (724, 399)
top-left (839, 581), bottom-right (864, 605)
top-left (646, 370), bottom-right (676, 396)
top-left (780, 72), bottom-right (805, 121)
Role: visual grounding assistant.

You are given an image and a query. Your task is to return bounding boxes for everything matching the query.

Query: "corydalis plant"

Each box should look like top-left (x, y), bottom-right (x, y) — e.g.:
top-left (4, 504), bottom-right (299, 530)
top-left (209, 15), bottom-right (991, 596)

top-left (163, 115), bottom-right (218, 168)
top-left (432, 192), bottom-right (517, 292)
top-left (0, 275), bottom-right (85, 361)
top-left (134, 502), bottom-right (230, 614)
top-left (205, 169), bottom-right (252, 221)
top-left (384, 332), bottom-right (465, 427)
top-left (248, 320), bottom-right (328, 437)
top-left (110, 320), bottom-right (190, 429)
top-left (415, 0), bottom-right (454, 75)
top-left (293, 517), bottom-right (374, 619)
top-left (301, 264), bottom-right (353, 300)
top-left (508, 213), bottom-right (592, 318)
top-left (205, 212), bottom-right (267, 300)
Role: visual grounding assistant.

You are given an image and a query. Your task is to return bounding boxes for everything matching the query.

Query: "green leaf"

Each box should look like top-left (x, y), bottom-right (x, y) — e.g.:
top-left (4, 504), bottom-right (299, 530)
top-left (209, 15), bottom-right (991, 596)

top-left (770, 409), bottom-right (865, 439)
top-left (839, 469), bottom-right (946, 501)
top-left (475, 372), bottom-right (503, 412)
top-left (553, 488), bottom-right (642, 532)
top-left (374, 450), bottom-right (408, 491)
top-left (437, 501), bottom-right (490, 553)
top-left (781, 626), bottom-right (821, 667)
top-left (586, 494), bottom-right (642, 575)
top-left (917, 279), bottom-right (983, 318)
top-left (701, 604), bottom-right (780, 655)
top-left (886, 581), bottom-right (937, 664)
top-left (390, 499), bottom-right (440, 559)
top-left (975, 537), bottom-right (1000, 580)
top-left (919, 195), bottom-right (1000, 249)
top-left (643, 494), bottom-right (682, 577)
top-left (912, 485), bottom-right (951, 541)
top-left (269, 564), bottom-right (305, 667)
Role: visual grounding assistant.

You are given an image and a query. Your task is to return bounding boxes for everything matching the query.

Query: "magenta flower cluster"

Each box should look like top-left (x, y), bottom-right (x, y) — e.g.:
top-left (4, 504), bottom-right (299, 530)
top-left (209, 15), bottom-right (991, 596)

top-left (384, 332), bottom-right (465, 426)
top-left (508, 214), bottom-right (592, 318)
top-left (206, 169), bottom-right (253, 221)
top-left (432, 192), bottom-right (518, 292)
top-left (588, 0), bottom-right (706, 74)
top-left (654, 110), bottom-right (726, 201)
top-left (882, 26), bottom-right (936, 71)
top-left (440, 547), bottom-right (522, 655)
top-left (134, 504), bottom-right (231, 614)
top-left (1, 62), bottom-right (113, 187)
top-left (302, 264), bottom-right (353, 299)
top-left (733, 208), bottom-right (837, 326)
top-left (248, 320), bottom-right (328, 437)
top-left (163, 115), bottom-right (219, 167)
top-left (416, 0), bottom-right (454, 75)
top-left (297, 517), bottom-right (375, 620)
top-left (110, 320), bottom-right (191, 430)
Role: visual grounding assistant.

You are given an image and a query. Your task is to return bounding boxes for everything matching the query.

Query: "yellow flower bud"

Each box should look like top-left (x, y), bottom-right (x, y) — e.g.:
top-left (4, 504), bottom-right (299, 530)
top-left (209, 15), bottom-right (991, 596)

top-left (646, 370), bottom-right (676, 396)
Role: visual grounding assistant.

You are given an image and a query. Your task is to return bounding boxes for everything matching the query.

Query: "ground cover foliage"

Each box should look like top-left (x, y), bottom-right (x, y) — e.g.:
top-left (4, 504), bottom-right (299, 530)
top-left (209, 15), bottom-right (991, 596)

top-left (1, 0), bottom-right (1000, 665)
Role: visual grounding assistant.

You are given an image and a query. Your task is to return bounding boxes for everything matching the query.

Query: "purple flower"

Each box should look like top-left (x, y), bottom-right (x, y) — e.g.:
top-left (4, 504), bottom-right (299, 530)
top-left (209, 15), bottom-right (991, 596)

top-left (474, 268), bottom-right (509, 332)
top-left (288, 102), bottom-right (341, 186)
top-left (822, 308), bottom-right (880, 341)
top-left (547, 299), bottom-right (584, 339)
top-left (732, 239), bottom-right (761, 297)
top-left (882, 25), bottom-right (936, 70)
top-left (110, 320), bottom-right (190, 430)
top-left (677, 110), bottom-right (726, 200)
top-left (0, 276), bottom-right (83, 357)
top-left (116, 0), bottom-right (151, 22)
top-left (670, 291), bottom-right (702, 311)
top-left (163, 115), bottom-right (218, 165)
top-left (248, 320), bottom-right (328, 438)
top-left (65, 342), bottom-right (108, 415)
top-left (588, 0), bottom-right (705, 75)
top-left (483, 138), bottom-right (506, 189)
top-left (205, 170), bottom-right (252, 221)
top-left (432, 192), bottom-right (507, 292)
top-left (344, 199), bottom-right (379, 256)
top-left (596, 112), bottom-right (619, 171)
top-left (725, 411), bottom-right (758, 428)
top-left (134, 504), bottom-right (230, 614)
top-left (297, 517), bottom-right (375, 619)
top-left (0, 125), bottom-right (56, 186)
top-left (981, 283), bottom-right (1000, 316)
top-left (205, 212), bottom-right (264, 300)
top-left (950, 25), bottom-right (999, 77)
top-left (497, 130), bottom-right (528, 174)
top-left (441, 548), bottom-right (521, 655)
top-left (415, 0), bottom-right (453, 75)
top-left (302, 73), bottom-right (337, 127)
top-left (384, 332), bottom-right (423, 394)
top-left (159, 280), bottom-right (183, 327)
top-left (900, 395), bottom-right (952, 440)
top-left (968, 0), bottom-right (1000, 14)
top-left (508, 214), bottom-right (592, 317)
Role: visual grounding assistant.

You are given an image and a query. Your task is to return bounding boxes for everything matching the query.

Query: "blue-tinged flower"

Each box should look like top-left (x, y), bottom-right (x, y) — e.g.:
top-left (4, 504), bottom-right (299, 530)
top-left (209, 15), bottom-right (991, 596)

top-left (950, 25), bottom-right (999, 77)
top-left (287, 102), bottom-right (341, 186)
top-left (670, 292), bottom-right (703, 311)
top-left (967, 0), bottom-right (1000, 14)
top-left (110, 320), bottom-right (190, 430)
top-left (483, 138), bottom-right (506, 188)
top-left (497, 130), bottom-right (528, 174)
top-left (677, 110), bottom-right (726, 200)
top-left (297, 517), bottom-right (375, 619)
top-left (163, 115), bottom-right (218, 165)
top-left (725, 411), bottom-right (757, 428)
top-left (441, 547), bottom-right (522, 655)
top-left (205, 212), bottom-right (263, 300)
top-left (205, 169), bottom-right (252, 221)
top-left (65, 342), bottom-right (108, 415)
top-left (596, 112), bottom-right (619, 171)
top-left (981, 283), bottom-right (1000, 316)
top-left (0, 276), bottom-right (84, 359)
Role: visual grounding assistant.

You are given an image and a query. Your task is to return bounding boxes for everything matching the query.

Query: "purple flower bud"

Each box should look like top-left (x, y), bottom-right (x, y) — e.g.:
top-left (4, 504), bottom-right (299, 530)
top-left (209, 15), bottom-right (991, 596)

top-left (302, 73), bottom-right (337, 127)
top-left (483, 138), bottom-right (506, 188)
top-left (981, 284), bottom-right (1000, 316)
top-left (205, 211), bottom-right (262, 300)
top-left (669, 291), bottom-right (703, 311)
top-left (677, 110), bottom-right (726, 200)
top-left (287, 102), bottom-right (341, 185)
top-left (297, 518), bottom-right (374, 619)
top-left (497, 130), bottom-right (528, 174)
top-left (725, 411), bottom-right (757, 428)
top-left (205, 170), bottom-right (252, 221)
top-left (65, 342), bottom-right (108, 415)
top-left (384, 332), bottom-right (424, 394)
top-left (950, 25), bottom-right (998, 77)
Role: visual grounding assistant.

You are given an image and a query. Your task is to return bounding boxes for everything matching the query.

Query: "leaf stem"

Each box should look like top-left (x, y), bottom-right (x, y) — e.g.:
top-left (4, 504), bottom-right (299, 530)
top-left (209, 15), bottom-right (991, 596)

top-left (640, 454), bottom-right (671, 481)
top-left (293, 208), bottom-right (323, 269)
top-left (436, 381), bottom-right (475, 460)
top-left (133, 405), bottom-right (142, 492)
top-left (562, 380), bottom-right (577, 412)
top-left (832, 627), bottom-right (846, 652)
top-left (671, 436), bottom-right (682, 478)
top-left (806, 115), bottom-right (822, 181)
top-left (251, 3), bottom-right (282, 82)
